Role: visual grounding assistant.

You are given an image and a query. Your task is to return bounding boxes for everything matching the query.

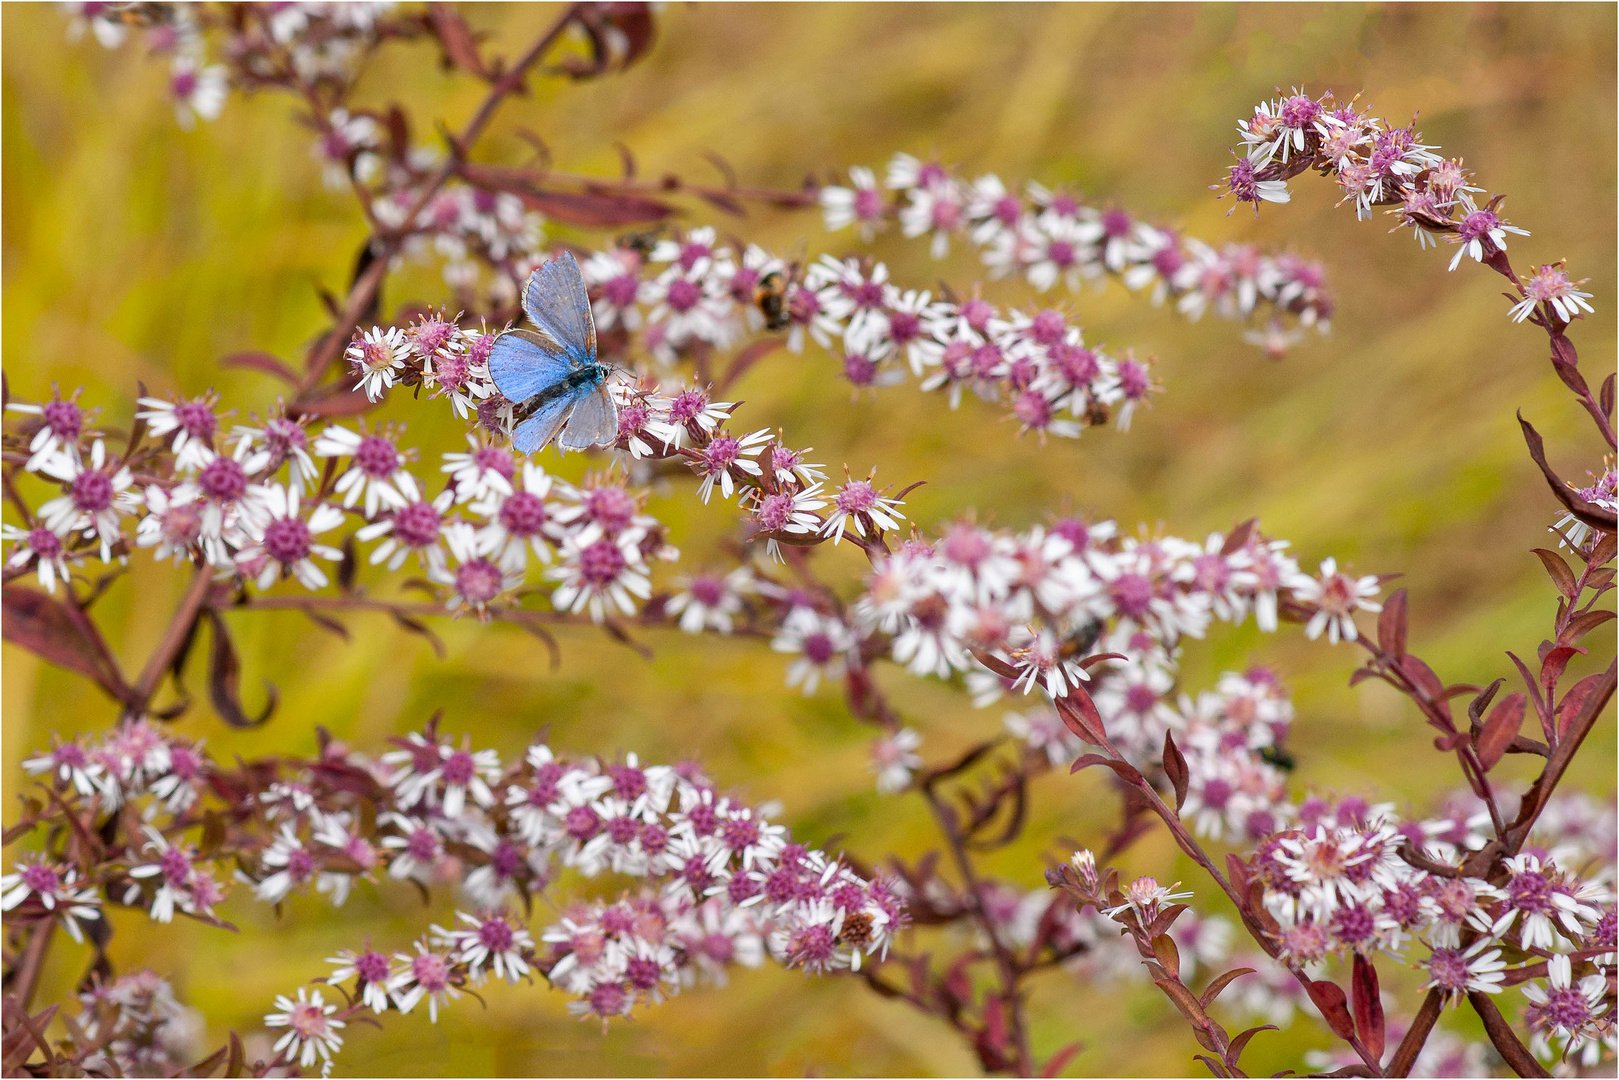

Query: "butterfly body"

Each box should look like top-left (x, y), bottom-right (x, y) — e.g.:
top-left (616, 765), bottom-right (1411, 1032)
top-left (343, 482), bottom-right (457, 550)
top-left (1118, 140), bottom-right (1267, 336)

top-left (489, 252), bottom-right (619, 454)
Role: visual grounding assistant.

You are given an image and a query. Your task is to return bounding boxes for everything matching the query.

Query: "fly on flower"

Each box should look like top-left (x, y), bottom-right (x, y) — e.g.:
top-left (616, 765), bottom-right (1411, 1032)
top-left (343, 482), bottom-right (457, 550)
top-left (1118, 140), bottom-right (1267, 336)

top-left (488, 251), bottom-right (618, 455)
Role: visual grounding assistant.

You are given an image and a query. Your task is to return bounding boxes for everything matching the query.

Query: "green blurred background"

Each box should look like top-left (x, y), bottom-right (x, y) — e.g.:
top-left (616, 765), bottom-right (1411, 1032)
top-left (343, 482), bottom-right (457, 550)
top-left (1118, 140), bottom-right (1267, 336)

top-left (4, 3), bottom-right (1615, 1075)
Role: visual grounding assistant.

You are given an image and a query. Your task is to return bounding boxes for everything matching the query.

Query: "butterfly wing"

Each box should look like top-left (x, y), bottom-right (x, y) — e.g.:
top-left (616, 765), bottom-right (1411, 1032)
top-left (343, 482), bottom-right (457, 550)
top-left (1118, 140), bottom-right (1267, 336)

top-left (557, 382), bottom-right (619, 451)
top-left (522, 251), bottom-right (597, 366)
top-left (488, 329), bottom-right (573, 405)
top-left (510, 393), bottom-right (576, 455)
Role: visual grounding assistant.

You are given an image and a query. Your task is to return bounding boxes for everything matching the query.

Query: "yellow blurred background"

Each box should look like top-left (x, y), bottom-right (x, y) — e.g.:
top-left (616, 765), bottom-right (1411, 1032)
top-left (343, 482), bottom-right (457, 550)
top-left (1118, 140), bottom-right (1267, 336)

top-left (3, 3), bottom-right (1615, 1075)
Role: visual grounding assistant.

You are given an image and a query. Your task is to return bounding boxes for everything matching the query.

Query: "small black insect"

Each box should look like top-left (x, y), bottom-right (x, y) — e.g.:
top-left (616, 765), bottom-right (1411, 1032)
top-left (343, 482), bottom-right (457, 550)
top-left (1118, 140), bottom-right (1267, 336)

top-left (754, 269), bottom-right (791, 331)
top-left (1259, 745), bottom-right (1297, 772)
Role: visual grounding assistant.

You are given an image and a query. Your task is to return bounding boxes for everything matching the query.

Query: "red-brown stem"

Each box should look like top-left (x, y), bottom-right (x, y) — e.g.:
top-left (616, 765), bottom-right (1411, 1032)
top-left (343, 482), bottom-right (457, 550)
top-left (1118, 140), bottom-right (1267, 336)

top-left (1101, 751), bottom-right (1391, 1076)
top-left (9, 918), bottom-right (56, 1013)
top-left (921, 786), bottom-right (1036, 1077)
top-left (299, 5), bottom-right (581, 392)
top-left (1469, 991), bottom-right (1550, 1078)
top-left (1503, 660), bottom-right (1615, 855)
top-left (1385, 989), bottom-right (1442, 1077)
top-left (124, 561), bottom-right (214, 719)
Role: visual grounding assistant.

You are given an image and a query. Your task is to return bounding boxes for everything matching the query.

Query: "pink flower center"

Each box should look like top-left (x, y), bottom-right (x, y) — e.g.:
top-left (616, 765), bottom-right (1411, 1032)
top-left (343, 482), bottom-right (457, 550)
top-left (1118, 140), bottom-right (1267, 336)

top-left (456, 559), bottom-right (503, 605)
top-left (174, 400), bottom-right (216, 441)
top-left (802, 632), bottom-right (836, 665)
top-left (262, 517), bottom-right (313, 565)
top-left (835, 481), bottom-right (876, 515)
top-left (1458, 209), bottom-right (1500, 245)
top-left (391, 501), bottom-right (442, 548)
top-left (854, 188), bottom-right (884, 220)
top-left (843, 353), bottom-right (879, 386)
top-left (355, 951), bottom-right (390, 983)
top-left (582, 486), bottom-right (635, 533)
top-left (27, 528), bottom-right (63, 559)
top-left (441, 750), bottom-right (475, 786)
top-left (1014, 391), bottom-right (1052, 428)
top-left (353, 435), bottom-right (400, 478)
top-left (478, 917), bottom-right (515, 952)
top-left (160, 501), bottom-right (201, 545)
top-left (43, 399), bottom-right (83, 439)
top-left (667, 389), bottom-right (707, 425)
top-left (199, 455), bottom-right (247, 502)
top-left (410, 952), bottom-right (451, 992)
top-left (406, 828), bottom-right (440, 862)
top-left (665, 278), bottom-right (701, 313)
top-left (159, 846), bottom-right (193, 886)
top-left (20, 863), bottom-right (61, 894)
top-left (71, 469), bottom-right (114, 512)
top-left (602, 273), bottom-right (639, 307)
top-left (577, 540), bottom-right (627, 586)
top-left (703, 436), bottom-right (741, 472)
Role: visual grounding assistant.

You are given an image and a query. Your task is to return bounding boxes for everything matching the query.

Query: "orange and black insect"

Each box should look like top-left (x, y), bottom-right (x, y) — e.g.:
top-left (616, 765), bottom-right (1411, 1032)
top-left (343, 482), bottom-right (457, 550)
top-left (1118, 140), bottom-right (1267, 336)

top-left (754, 270), bottom-right (791, 331)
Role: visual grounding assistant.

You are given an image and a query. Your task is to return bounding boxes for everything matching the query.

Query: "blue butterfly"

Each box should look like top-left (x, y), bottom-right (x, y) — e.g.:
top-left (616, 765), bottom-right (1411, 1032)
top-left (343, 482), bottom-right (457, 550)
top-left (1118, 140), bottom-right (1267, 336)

top-left (488, 251), bottom-right (618, 454)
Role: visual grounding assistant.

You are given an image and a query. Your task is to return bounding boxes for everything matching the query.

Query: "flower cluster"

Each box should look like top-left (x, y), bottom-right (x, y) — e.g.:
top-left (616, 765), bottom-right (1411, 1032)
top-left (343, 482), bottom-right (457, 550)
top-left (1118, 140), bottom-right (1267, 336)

top-left (7, 717), bottom-right (904, 1072)
top-left (821, 154), bottom-right (1333, 351)
top-left (1242, 800), bottom-right (1614, 1061)
top-left (1220, 89), bottom-right (1597, 329)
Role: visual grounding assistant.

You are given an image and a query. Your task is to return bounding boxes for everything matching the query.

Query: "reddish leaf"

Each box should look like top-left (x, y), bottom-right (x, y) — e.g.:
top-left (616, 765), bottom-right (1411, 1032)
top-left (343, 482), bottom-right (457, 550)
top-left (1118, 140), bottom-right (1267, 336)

top-left (220, 350), bottom-right (298, 384)
top-left (1, 585), bottom-right (128, 701)
top-left (1069, 754), bottom-right (1141, 785)
top-left (1162, 731), bottom-right (1190, 811)
top-left (1474, 692), bottom-right (1526, 770)
top-left (1038, 1041), bottom-right (1083, 1078)
top-left (1153, 977), bottom-right (1208, 1026)
top-left (698, 190), bottom-right (747, 218)
top-left (1219, 517), bottom-right (1258, 557)
top-left (1351, 955), bottom-right (1385, 1061)
top-left (563, 3), bottom-right (658, 78)
top-left (390, 610), bottom-right (447, 659)
top-left (1377, 587), bottom-right (1408, 657)
top-left (1539, 645), bottom-right (1583, 693)
top-left (1601, 371), bottom-right (1615, 418)
top-left (1223, 1024), bottom-right (1277, 1069)
top-left (1225, 853), bottom-right (1249, 898)
top-left (720, 337), bottom-right (781, 388)
top-left (1520, 413), bottom-right (1618, 532)
top-left (1559, 608), bottom-right (1615, 646)
top-left (288, 380), bottom-right (376, 420)
top-left (428, 4), bottom-right (488, 78)
top-left (509, 185), bottom-right (673, 227)
top-left (1556, 671), bottom-right (1611, 739)
top-left (206, 610), bottom-right (277, 728)
top-left (1200, 967), bottom-right (1256, 1009)
top-left (1151, 934), bottom-right (1182, 979)
top-left (1055, 685), bottom-right (1108, 745)
top-left (1306, 979), bottom-right (1356, 1040)
top-left (1531, 548), bottom-right (1578, 599)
